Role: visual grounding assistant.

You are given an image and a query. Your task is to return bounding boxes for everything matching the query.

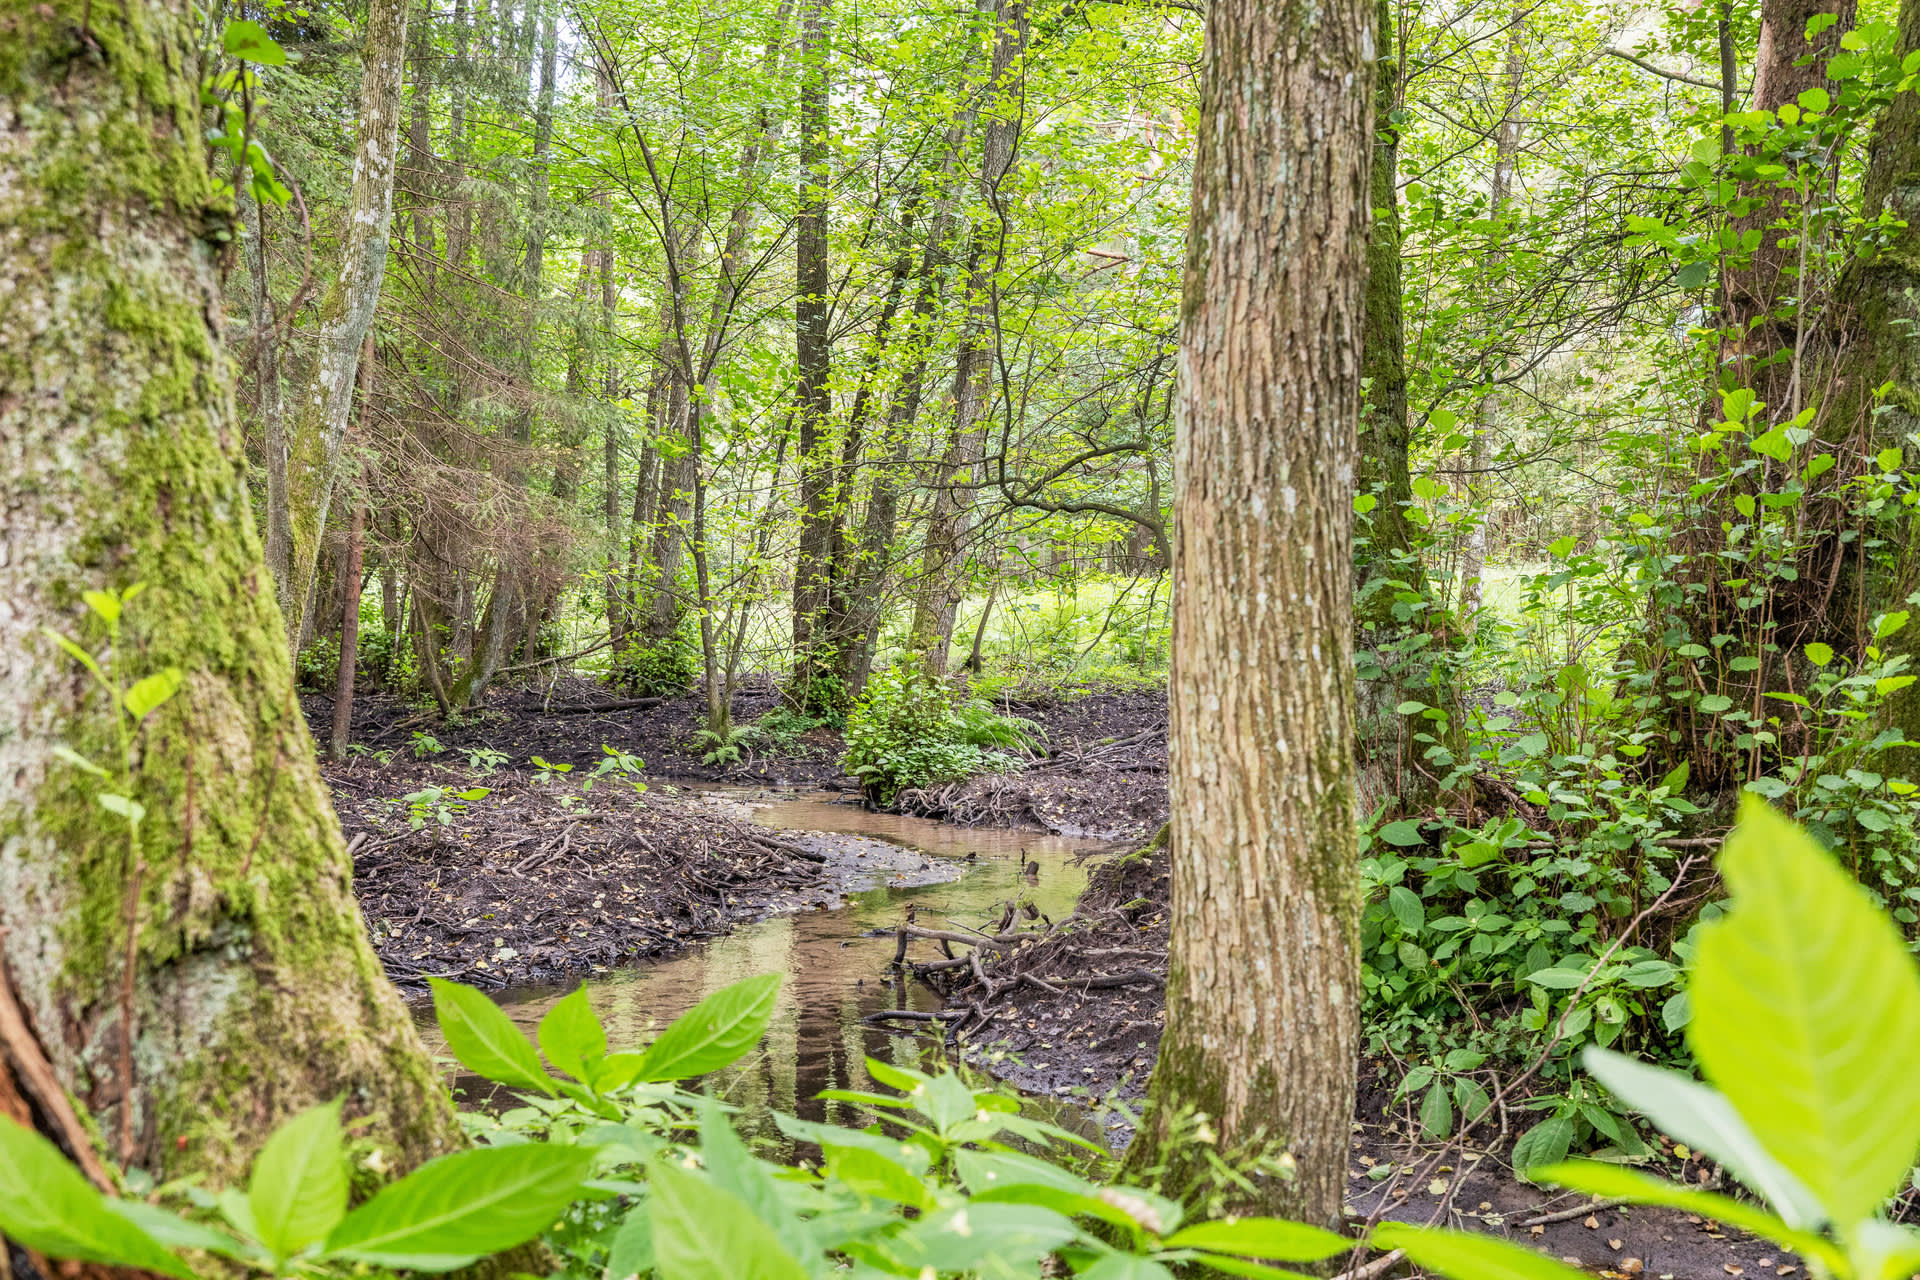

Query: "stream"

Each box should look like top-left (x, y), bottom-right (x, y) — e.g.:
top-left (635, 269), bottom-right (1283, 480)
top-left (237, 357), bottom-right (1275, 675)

top-left (415, 789), bottom-right (1119, 1148)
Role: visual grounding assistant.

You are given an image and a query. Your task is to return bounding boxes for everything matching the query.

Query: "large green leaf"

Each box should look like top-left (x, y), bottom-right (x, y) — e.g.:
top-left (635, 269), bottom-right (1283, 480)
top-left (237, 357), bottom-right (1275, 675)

top-left (323, 1142), bottom-right (596, 1270)
top-left (647, 1159), bottom-right (809, 1280)
top-left (247, 1099), bottom-right (349, 1258)
top-left (430, 978), bottom-right (554, 1094)
top-left (538, 986), bottom-right (608, 1084)
top-left (1688, 798), bottom-right (1920, 1225)
top-left (1161, 1218), bottom-right (1350, 1262)
top-left (887, 1201), bottom-right (1082, 1273)
top-left (607, 1208), bottom-right (654, 1280)
top-left (1532, 1162), bottom-right (1842, 1271)
top-left (626, 974), bottom-right (781, 1083)
top-left (1371, 1224), bottom-right (1587, 1280)
top-left (0, 1118), bottom-right (192, 1279)
top-left (1582, 1047), bottom-right (1822, 1227)
top-left (698, 1103), bottom-right (814, 1260)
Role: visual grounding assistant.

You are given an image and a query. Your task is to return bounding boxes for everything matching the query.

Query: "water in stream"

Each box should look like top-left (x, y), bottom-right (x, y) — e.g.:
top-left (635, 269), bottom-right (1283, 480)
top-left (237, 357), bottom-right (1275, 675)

top-left (416, 791), bottom-right (1117, 1148)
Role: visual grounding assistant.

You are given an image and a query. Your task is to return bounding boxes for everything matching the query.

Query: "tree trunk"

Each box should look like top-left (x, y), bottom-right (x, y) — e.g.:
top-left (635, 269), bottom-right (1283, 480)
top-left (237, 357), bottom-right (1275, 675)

top-left (1818, 0), bottom-right (1920, 771)
top-left (790, 0), bottom-right (842, 708)
top-left (1121, 0), bottom-right (1370, 1228)
top-left (242, 193), bottom-right (296, 606)
top-left (1456, 9), bottom-right (1525, 619)
top-left (907, 0), bottom-right (1029, 675)
top-left (331, 497), bottom-right (366, 760)
top-left (0, 0), bottom-right (458, 1186)
top-left (286, 0), bottom-right (411, 656)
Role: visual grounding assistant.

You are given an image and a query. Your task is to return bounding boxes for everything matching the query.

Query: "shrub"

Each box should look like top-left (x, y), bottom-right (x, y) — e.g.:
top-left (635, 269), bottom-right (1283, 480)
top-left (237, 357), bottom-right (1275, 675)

top-left (608, 627), bottom-right (696, 697)
top-left (840, 665), bottom-right (1039, 802)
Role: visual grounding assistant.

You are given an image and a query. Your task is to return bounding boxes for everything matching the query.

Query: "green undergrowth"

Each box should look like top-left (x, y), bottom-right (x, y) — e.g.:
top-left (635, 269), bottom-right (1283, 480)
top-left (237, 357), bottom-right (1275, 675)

top-left (5, 803), bottom-right (1917, 1280)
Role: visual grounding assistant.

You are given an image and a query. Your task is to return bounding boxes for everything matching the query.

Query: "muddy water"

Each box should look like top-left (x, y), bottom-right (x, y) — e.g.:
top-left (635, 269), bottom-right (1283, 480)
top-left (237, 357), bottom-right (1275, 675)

top-left (416, 790), bottom-right (1115, 1148)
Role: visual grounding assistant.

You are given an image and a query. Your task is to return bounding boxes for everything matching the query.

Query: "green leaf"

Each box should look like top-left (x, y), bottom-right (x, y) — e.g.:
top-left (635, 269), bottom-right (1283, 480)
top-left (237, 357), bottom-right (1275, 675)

top-left (0, 1118), bottom-right (193, 1279)
top-left (1659, 761), bottom-right (1690, 793)
top-left (248, 1099), bottom-right (349, 1258)
top-left (1876, 675), bottom-right (1915, 697)
top-left (1532, 1162), bottom-right (1843, 1270)
top-left (1750, 426), bottom-right (1793, 463)
top-left (538, 986), bottom-right (607, 1084)
top-left (626, 974), bottom-right (780, 1083)
top-left (44, 629), bottom-right (104, 679)
top-left (1697, 694), bottom-right (1734, 714)
top-left (1453, 1075), bottom-right (1492, 1125)
top-left (429, 979), bottom-right (554, 1094)
top-left (1419, 1081), bottom-right (1454, 1140)
top-left (607, 1208), bottom-right (653, 1280)
top-left (1526, 967), bottom-right (1590, 989)
top-left (1877, 610), bottom-right (1911, 639)
top-left (1162, 1218), bottom-right (1351, 1262)
top-left (1353, 494), bottom-right (1378, 514)
top-left (1878, 447), bottom-right (1904, 472)
top-left (1371, 1224), bottom-right (1587, 1280)
top-left (105, 1200), bottom-right (261, 1262)
top-left (1511, 1116), bottom-right (1572, 1175)
top-left (222, 18), bottom-right (288, 63)
top-left (1377, 820), bottom-right (1424, 847)
top-left (1804, 642), bottom-right (1834, 667)
top-left (98, 794), bottom-right (146, 825)
top-left (1689, 799), bottom-right (1920, 1225)
top-left (1077, 1256), bottom-right (1176, 1280)
top-left (696, 1104), bottom-right (812, 1261)
top-left (124, 668), bottom-right (183, 722)
top-left (324, 1143), bottom-right (596, 1271)
top-left (825, 1144), bottom-right (934, 1209)
top-left (50, 745), bottom-right (110, 778)
top-left (889, 1202), bottom-right (1082, 1273)
top-left (646, 1160), bottom-right (808, 1280)
top-left (1621, 960), bottom-right (1678, 988)
top-left (1582, 1047), bottom-right (1822, 1226)
top-left (1387, 886), bottom-right (1425, 933)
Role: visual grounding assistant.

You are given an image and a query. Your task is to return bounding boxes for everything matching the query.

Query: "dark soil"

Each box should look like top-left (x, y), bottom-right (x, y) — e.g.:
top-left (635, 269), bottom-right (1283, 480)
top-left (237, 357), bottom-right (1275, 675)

top-left (327, 754), bottom-right (847, 994)
top-left (307, 677), bottom-right (1171, 839)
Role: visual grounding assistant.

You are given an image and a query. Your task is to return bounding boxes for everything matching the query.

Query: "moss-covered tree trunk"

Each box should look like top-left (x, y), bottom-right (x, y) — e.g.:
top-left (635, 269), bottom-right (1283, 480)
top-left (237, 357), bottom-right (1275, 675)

top-left (1820, 0), bottom-right (1920, 770)
top-left (1353, 0), bottom-right (1434, 814)
top-left (1122, 0), bottom-right (1369, 1229)
top-left (0, 0), bottom-right (459, 1186)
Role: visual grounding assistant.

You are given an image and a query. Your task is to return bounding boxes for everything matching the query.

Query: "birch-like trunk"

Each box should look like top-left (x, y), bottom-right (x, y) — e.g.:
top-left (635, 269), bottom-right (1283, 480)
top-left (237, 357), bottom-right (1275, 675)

top-left (1122, 0), bottom-right (1372, 1227)
top-left (285, 0), bottom-right (411, 656)
top-left (0, 0), bottom-right (457, 1187)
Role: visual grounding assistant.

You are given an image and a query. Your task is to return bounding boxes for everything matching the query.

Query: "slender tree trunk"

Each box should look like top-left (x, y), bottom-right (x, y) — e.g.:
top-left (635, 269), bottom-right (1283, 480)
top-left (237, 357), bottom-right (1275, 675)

top-left (328, 338), bottom-right (375, 759)
top-left (1121, 0), bottom-right (1370, 1228)
top-left (907, 0), bottom-right (1028, 675)
top-left (790, 0), bottom-right (843, 709)
top-left (286, 0), bottom-right (411, 657)
top-left (1456, 10), bottom-right (1525, 619)
top-left (242, 194), bottom-right (296, 605)
top-left (0, 0), bottom-right (457, 1185)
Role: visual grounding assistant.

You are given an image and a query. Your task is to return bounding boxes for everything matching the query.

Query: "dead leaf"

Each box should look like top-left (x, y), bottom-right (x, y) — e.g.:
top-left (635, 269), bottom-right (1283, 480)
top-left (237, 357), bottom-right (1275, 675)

top-left (1585, 1215), bottom-right (1600, 1229)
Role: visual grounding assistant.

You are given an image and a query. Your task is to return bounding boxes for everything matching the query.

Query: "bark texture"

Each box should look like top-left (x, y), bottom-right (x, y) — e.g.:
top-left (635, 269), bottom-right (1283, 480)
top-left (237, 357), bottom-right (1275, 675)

top-left (1123, 0), bottom-right (1370, 1228)
top-left (286, 0), bottom-right (410, 654)
top-left (0, 0), bottom-right (457, 1184)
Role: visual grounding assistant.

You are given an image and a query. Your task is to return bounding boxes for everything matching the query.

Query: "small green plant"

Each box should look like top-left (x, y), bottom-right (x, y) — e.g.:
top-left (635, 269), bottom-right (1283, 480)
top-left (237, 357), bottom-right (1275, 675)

top-left (753, 706), bottom-right (832, 753)
top-left (397, 785), bottom-right (490, 830)
top-left (688, 724), bottom-right (752, 766)
top-left (839, 665), bottom-right (1032, 803)
top-left (44, 585), bottom-right (184, 870)
top-left (411, 731), bottom-right (446, 759)
top-left (582, 743), bottom-right (648, 792)
top-left (529, 755), bottom-right (573, 787)
top-left (464, 746), bottom-right (508, 773)
top-left (1527, 799), bottom-right (1920, 1279)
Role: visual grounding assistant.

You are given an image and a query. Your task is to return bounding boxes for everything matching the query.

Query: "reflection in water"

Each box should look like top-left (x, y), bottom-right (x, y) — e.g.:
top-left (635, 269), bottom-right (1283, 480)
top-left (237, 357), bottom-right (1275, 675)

top-left (417, 793), bottom-right (1114, 1150)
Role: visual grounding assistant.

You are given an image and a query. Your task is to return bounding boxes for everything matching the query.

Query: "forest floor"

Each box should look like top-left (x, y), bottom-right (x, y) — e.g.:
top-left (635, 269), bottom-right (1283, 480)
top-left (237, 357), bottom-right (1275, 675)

top-left (312, 678), bottom-right (1779, 1278)
top-left (307, 675), bottom-right (1168, 992)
